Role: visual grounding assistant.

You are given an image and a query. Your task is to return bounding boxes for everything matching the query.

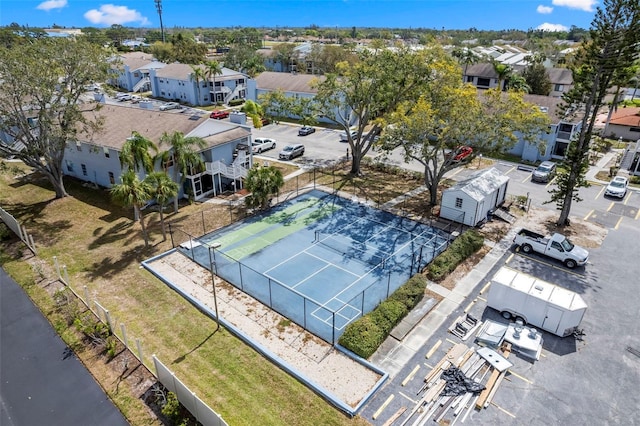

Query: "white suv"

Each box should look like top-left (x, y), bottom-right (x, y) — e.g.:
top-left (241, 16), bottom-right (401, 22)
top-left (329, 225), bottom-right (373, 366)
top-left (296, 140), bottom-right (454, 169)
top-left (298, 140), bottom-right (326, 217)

top-left (340, 128), bottom-right (358, 142)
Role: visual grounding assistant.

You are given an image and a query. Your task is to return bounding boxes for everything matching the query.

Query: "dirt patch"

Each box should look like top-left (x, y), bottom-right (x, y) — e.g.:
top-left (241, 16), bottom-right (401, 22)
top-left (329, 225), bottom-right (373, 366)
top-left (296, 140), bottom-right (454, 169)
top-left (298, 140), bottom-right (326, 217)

top-left (521, 206), bottom-right (607, 249)
top-left (437, 245), bottom-right (492, 291)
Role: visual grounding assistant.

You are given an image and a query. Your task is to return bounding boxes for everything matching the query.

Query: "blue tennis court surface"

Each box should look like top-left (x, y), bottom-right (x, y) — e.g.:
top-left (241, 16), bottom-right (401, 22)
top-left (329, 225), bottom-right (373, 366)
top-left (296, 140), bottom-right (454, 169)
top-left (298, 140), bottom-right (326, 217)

top-left (178, 189), bottom-right (450, 343)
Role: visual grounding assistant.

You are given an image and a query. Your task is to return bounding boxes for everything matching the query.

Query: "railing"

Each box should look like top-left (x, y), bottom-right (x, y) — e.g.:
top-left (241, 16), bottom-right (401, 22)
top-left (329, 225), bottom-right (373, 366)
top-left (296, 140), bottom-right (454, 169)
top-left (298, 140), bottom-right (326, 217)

top-left (557, 130), bottom-right (572, 141)
top-left (224, 84), bottom-right (246, 105)
top-left (132, 77), bottom-right (150, 93)
top-left (0, 206), bottom-right (36, 255)
top-left (205, 160), bottom-right (248, 180)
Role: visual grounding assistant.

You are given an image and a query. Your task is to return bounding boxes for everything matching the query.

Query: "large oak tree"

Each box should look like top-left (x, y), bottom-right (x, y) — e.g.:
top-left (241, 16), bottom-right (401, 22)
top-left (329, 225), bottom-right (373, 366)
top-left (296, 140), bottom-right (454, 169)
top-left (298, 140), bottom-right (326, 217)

top-left (0, 37), bottom-right (109, 198)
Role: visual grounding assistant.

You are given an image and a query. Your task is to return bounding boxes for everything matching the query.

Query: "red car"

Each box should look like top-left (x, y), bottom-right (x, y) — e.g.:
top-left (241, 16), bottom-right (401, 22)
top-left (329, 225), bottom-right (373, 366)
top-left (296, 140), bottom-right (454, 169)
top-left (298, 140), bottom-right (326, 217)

top-left (210, 110), bottom-right (230, 120)
top-left (446, 146), bottom-right (473, 162)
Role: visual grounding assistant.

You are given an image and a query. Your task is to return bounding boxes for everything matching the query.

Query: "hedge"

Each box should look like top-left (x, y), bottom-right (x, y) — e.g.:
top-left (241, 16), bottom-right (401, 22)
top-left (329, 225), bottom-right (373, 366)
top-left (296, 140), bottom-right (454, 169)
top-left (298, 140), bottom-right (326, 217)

top-left (338, 275), bottom-right (427, 358)
top-left (426, 230), bottom-right (484, 282)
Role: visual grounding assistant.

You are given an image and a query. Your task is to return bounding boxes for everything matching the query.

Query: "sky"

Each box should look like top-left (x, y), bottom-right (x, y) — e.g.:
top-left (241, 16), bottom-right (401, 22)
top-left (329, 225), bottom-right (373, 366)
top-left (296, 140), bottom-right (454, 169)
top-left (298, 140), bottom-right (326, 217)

top-left (0, 0), bottom-right (598, 32)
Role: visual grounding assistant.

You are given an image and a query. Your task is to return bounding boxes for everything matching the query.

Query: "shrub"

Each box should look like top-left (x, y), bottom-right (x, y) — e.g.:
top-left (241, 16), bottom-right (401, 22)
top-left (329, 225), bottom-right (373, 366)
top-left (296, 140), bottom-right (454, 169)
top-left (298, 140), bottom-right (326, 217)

top-left (339, 275), bottom-right (427, 358)
top-left (426, 230), bottom-right (484, 281)
top-left (630, 175), bottom-right (640, 185)
top-left (338, 315), bottom-right (384, 359)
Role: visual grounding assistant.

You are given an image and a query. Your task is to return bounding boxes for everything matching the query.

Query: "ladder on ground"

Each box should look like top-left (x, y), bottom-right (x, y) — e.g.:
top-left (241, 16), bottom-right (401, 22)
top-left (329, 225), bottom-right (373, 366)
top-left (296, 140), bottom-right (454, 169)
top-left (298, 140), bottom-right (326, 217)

top-left (492, 208), bottom-right (516, 224)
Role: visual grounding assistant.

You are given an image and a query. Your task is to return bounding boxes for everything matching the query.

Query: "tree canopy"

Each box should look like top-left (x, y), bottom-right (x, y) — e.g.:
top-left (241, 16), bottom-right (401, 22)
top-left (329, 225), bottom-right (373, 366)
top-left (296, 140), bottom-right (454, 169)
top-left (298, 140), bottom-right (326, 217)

top-left (0, 37), bottom-right (109, 198)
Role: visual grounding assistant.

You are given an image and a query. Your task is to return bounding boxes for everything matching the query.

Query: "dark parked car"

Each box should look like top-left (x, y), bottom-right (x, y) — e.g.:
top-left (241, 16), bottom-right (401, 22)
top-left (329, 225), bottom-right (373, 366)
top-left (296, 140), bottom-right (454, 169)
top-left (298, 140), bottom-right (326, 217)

top-left (278, 144), bottom-right (304, 160)
top-left (210, 110), bottom-right (230, 119)
top-left (531, 161), bottom-right (557, 183)
top-left (298, 126), bottom-right (316, 136)
top-left (260, 116), bottom-right (271, 126)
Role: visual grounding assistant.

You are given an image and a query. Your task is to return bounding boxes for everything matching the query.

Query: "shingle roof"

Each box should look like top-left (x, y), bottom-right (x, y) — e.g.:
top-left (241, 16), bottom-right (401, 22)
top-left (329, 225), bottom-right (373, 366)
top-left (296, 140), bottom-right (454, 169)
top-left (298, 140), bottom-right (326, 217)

top-left (254, 71), bottom-right (326, 94)
top-left (78, 104), bottom-right (207, 150)
top-left (546, 68), bottom-right (573, 85)
top-left (464, 63), bottom-right (498, 79)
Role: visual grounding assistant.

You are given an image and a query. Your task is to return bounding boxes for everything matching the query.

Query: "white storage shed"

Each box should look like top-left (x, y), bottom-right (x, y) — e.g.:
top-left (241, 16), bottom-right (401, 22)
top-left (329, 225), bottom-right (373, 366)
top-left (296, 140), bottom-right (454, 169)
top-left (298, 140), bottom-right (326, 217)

top-left (439, 167), bottom-right (509, 226)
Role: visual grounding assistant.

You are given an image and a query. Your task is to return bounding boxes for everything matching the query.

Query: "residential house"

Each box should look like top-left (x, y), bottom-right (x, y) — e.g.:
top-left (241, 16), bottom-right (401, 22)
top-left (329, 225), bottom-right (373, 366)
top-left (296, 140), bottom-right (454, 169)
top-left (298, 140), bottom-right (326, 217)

top-left (506, 94), bottom-right (583, 163)
top-left (149, 64), bottom-right (248, 106)
top-left (108, 52), bottom-right (165, 93)
top-left (603, 106), bottom-right (640, 141)
top-left (248, 71), bottom-right (339, 124)
top-left (63, 104), bottom-right (253, 201)
top-left (547, 68), bottom-right (573, 98)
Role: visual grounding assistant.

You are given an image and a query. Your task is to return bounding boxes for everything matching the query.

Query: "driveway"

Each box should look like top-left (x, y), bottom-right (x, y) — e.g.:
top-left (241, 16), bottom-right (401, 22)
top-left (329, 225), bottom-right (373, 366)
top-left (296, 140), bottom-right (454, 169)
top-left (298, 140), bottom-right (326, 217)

top-left (0, 268), bottom-right (128, 426)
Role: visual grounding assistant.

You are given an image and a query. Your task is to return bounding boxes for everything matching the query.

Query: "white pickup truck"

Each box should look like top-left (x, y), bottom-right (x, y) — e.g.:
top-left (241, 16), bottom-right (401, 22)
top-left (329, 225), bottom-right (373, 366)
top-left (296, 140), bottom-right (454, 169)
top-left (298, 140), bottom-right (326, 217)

top-left (513, 229), bottom-right (589, 268)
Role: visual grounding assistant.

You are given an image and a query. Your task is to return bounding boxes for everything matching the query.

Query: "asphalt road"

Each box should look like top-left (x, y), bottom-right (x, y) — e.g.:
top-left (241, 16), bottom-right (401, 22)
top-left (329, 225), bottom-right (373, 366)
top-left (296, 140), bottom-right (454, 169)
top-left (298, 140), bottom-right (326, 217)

top-left (0, 268), bottom-right (128, 426)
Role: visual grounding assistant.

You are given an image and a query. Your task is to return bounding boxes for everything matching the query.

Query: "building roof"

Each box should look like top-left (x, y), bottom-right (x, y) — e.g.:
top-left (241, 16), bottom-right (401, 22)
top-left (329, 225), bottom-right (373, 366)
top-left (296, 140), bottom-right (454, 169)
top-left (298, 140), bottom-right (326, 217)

top-left (78, 104), bottom-right (207, 150)
top-left (522, 94), bottom-right (563, 122)
top-left (608, 107), bottom-right (640, 127)
top-left (254, 71), bottom-right (326, 94)
top-left (155, 63), bottom-right (245, 81)
top-left (546, 68), bottom-right (573, 85)
top-left (464, 63), bottom-right (498, 79)
top-left (446, 167), bottom-right (509, 201)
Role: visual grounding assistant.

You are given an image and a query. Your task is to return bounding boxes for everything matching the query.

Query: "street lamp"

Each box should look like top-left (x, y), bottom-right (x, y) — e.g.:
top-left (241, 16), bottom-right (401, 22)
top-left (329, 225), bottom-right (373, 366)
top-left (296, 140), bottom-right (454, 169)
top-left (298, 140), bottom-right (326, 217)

top-left (478, 153), bottom-right (483, 168)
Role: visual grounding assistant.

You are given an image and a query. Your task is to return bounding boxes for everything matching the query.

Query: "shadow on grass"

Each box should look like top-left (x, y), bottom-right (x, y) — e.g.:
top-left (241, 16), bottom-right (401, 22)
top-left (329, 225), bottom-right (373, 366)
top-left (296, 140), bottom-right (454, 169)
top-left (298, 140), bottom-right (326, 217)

top-left (87, 244), bottom-right (151, 280)
top-left (172, 328), bottom-right (219, 365)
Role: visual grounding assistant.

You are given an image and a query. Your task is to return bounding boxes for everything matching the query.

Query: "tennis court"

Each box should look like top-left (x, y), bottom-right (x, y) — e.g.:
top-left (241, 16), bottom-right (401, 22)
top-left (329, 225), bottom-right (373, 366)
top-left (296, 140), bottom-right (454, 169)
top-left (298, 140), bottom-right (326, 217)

top-left (177, 189), bottom-right (450, 343)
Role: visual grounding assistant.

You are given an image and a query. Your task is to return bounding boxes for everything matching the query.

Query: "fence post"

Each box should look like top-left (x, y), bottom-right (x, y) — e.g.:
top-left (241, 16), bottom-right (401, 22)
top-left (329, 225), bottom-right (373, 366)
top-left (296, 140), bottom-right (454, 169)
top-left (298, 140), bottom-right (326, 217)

top-left (62, 265), bottom-right (69, 285)
top-left (104, 309), bottom-right (114, 334)
top-left (83, 286), bottom-right (90, 309)
top-left (136, 338), bottom-right (144, 364)
top-left (28, 234), bottom-right (36, 254)
top-left (201, 210), bottom-right (206, 235)
top-left (53, 256), bottom-right (61, 280)
top-left (120, 323), bottom-right (129, 348)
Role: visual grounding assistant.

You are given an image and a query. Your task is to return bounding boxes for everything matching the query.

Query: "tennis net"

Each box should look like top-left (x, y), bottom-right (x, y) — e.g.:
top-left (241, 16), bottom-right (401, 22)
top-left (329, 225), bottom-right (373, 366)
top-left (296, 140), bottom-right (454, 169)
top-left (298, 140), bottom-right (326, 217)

top-left (315, 232), bottom-right (389, 268)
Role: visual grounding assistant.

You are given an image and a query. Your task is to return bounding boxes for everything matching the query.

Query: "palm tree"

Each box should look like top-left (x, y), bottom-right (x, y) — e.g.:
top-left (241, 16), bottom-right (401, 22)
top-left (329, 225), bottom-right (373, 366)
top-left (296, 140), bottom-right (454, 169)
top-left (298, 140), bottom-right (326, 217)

top-left (244, 166), bottom-right (284, 210)
top-left (205, 60), bottom-right (223, 104)
top-left (240, 99), bottom-right (265, 128)
top-left (506, 74), bottom-right (531, 93)
top-left (452, 47), bottom-right (478, 79)
top-left (110, 170), bottom-right (153, 247)
top-left (158, 131), bottom-right (206, 213)
top-left (492, 62), bottom-right (512, 91)
top-left (144, 171), bottom-right (178, 241)
top-left (189, 65), bottom-right (206, 106)
top-left (119, 131), bottom-right (157, 173)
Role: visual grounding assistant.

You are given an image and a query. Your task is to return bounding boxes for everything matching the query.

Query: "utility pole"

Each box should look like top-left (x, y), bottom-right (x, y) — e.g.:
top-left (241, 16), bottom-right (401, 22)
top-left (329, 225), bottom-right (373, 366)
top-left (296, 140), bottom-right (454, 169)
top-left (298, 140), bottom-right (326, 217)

top-left (154, 0), bottom-right (165, 43)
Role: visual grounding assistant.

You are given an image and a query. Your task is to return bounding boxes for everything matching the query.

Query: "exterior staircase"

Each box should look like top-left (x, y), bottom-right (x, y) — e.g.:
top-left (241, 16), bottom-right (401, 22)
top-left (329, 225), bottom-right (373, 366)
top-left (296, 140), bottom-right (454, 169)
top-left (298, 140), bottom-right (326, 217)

top-left (132, 77), bottom-right (150, 93)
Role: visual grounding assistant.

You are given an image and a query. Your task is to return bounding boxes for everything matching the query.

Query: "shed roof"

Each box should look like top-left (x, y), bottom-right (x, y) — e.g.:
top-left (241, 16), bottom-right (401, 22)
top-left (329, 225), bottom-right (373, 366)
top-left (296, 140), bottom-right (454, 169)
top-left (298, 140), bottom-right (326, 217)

top-left (608, 107), bottom-right (640, 127)
top-left (446, 167), bottom-right (509, 201)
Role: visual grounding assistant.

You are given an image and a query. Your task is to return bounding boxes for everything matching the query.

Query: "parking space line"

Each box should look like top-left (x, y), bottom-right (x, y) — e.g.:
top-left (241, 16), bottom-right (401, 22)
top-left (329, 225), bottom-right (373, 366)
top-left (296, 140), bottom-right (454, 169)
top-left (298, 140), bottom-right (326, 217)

top-left (521, 174), bottom-right (531, 183)
top-left (490, 401), bottom-right (517, 418)
top-left (624, 193), bottom-right (631, 205)
top-left (504, 166), bottom-right (516, 174)
top-left (615, 216), bottom-right (623, 230)
top-left (595, 186), bottom-right (605, 199)
top-left (463, 299), bottom-right (475, 313)
top-left (607, 201), bottom-right (614, 212)
top-left (636, 208), bottom-right (640, 221)
top-left (399, 391), bottom-right (417, 404)
top-left (505, 253), bottom-right (515, 264)
top-left (446, 338), bottom-right (457, 345)
top-left (506, 370), bottom-right (533, 384)
top-left (372, 394), bottom-right (394, 420)
top-left (477, 296), bottom-right (487, 302)
top-left (583, 209), bottom-right (594, 221)
top-left (479, 281), bottom-right (491, 295)
top-left (545, 177), bottom-right (556, 188)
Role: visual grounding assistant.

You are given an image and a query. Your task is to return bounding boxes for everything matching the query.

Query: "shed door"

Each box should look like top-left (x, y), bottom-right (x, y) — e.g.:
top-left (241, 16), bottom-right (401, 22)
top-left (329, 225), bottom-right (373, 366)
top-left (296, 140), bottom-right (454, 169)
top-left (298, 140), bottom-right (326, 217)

top-left (542, 306), bottom-right (563, 334)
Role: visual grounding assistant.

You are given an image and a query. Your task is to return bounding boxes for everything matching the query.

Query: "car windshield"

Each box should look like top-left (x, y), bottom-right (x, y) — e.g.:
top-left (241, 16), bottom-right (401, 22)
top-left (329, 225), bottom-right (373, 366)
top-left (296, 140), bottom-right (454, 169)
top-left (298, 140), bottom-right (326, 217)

top-left (610, 180), bottom-right (626, 188)
top-left (560, 237), bottom-right (574, 252)
top-left (537, 165), bottom-right (552, 172)
top-left (283, 146), bottom-right (293, 151)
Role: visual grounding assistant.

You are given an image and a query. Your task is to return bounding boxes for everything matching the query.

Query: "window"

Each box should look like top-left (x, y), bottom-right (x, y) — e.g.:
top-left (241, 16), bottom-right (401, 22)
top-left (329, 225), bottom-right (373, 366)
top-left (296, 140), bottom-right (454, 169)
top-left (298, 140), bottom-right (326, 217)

top-left (630, 127), bottom-right (640, 133)
top-left (554, 84), bottom-right (564, 92)
top-left (163, 154), bottom-right (174, 169)
top-left (103, 147), bottom-right (110, 158)
top-left (466, 76), bottom-right (474, 83)
top-left (108, 172), bottom-right (115, 185)
top-left (477, 77), bottom-right (490, 87)
top-left (455, 197), bottom-right (463, 208)
top-left (76, 142), bottom-right (82, 152)
top-left (81, 164), bottom-right (87, 176)
top-left (66, 161), bottom-right (74, 172)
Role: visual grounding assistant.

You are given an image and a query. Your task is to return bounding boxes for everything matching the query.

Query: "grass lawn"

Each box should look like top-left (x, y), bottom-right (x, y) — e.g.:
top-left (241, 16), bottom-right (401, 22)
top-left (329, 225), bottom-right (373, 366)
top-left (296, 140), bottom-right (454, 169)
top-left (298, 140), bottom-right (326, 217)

top-left (0, 161), bottom-right (370, 426)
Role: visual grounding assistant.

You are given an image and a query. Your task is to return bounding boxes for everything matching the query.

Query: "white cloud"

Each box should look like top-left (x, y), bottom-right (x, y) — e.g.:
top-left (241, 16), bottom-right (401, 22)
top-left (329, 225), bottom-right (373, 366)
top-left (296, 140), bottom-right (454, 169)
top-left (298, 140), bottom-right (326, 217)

top-left (84, 4), bottom-right (150, 26)
top-left (537, 5), bottom-right (554, 14)
top-left (552, 0), bottom-right (597, 12)
top-left (537, 23), bottom-right (570, 31)
top-left (36, 0), bottom-right (67, 11)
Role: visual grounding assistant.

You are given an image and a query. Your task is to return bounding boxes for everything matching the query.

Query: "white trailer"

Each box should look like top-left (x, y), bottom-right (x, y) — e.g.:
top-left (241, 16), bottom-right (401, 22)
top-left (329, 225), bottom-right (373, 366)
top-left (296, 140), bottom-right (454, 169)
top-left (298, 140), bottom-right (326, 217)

top-left (486, 266), bottom-right (587, 337)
